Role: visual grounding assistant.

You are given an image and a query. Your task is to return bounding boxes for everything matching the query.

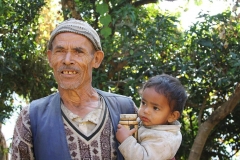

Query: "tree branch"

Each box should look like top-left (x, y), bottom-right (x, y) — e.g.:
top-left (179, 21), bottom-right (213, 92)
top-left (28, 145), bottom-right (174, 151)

top-left (210, 82), bottom-right (240, 123)
top-left (61, 0), bottom-right (82, 20)
top-left (188, 83), bottom-right (240, 160)
top-left (132, 0), bottom-right (158, 7)
top-left (198, 95), bottom-right (208, 126)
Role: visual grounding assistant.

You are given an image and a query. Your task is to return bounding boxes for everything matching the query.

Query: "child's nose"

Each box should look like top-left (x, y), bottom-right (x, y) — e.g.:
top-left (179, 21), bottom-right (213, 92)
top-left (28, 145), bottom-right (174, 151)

top-left (143, 107), bottom-right (150, 114)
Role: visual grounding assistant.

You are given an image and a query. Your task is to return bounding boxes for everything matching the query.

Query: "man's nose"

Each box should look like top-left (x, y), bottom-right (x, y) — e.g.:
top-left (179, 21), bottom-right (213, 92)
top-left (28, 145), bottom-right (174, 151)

top-left (63, 52), bottom-right (74, 65)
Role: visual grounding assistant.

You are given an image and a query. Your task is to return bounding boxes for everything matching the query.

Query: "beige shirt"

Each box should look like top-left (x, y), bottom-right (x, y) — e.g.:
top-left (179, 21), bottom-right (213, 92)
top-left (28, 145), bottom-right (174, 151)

top-left (119, 120), bottom-right (182, 160)
top-left (61, 97), bottom-right (103, 136)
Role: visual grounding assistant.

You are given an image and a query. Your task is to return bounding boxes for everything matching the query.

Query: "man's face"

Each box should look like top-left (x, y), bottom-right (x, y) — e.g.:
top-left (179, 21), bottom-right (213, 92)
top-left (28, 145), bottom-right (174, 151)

top-left (47, 32), bottom-right (96, 90)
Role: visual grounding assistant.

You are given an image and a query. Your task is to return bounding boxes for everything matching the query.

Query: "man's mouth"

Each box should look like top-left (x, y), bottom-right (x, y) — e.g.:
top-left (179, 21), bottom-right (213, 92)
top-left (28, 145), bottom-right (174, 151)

top-left (58, 66), bottom-right (80, 75)
top-left (62, 71), bottom-right (77, 74)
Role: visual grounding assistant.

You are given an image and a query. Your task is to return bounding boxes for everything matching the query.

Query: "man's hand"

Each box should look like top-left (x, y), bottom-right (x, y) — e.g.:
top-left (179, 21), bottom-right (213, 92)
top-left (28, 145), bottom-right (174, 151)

top-left (116, 124), bottom-right (136, 143)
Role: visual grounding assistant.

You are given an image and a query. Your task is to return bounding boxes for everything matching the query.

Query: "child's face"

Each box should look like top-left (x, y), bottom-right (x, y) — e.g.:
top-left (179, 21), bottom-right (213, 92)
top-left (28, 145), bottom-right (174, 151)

top-left (138, 87), bottom-right (174, 126)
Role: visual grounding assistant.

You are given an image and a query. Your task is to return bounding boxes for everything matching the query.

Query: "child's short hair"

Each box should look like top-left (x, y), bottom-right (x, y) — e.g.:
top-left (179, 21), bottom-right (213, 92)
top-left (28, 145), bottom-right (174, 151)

top-left (140, 74), bottom-right (187, 116)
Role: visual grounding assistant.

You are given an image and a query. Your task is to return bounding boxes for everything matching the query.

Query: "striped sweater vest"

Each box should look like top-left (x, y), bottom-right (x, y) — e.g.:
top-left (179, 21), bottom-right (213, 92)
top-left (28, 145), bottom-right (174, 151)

top-left (29, 89), bottom-right (135, 160)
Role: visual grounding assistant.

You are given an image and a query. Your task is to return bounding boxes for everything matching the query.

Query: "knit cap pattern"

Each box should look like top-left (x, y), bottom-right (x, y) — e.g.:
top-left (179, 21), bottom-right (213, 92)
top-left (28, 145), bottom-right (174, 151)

top-left (48, 18), bottom-right (102, 51)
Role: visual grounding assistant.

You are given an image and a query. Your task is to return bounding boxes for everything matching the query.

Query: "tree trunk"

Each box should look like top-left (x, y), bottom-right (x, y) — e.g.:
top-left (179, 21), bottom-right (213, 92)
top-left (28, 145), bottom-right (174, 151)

top-left (188, 83), bottom-right (240, 160)
top-left (0, 123), bottom-right (8, 160)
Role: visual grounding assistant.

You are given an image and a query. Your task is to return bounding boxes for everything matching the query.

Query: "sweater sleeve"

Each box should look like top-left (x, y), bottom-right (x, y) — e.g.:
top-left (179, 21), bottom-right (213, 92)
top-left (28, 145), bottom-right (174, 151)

top-left (11, 105), bottom-right (35, 160)
top-left (118, 136), bottom-right (145, 159)
top-left (118, 127), bottom-right (181, 160)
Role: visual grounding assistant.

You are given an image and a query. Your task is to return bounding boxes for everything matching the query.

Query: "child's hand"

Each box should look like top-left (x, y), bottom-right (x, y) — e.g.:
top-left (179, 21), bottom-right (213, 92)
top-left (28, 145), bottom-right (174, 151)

top-left (116, 124), bottom-right (136, 143)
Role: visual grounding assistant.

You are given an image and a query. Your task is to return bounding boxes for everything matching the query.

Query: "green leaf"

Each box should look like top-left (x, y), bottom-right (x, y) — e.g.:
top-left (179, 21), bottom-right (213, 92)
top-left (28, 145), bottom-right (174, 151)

top-left (100, 26), bottom-right (111, 38)
top-left (99, 14), bottom-right (111, 26)
top-left (130, 50), bottom-right (134, 55)
top-left (96, 2), bottom-right (108, 15)
top-left (198, 39), bottom-right (213, 48)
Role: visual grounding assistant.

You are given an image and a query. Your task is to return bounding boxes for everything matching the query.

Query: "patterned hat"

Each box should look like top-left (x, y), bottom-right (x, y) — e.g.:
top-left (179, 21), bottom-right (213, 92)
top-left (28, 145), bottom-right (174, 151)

top-left (48, 18), bottom-right (102, 51)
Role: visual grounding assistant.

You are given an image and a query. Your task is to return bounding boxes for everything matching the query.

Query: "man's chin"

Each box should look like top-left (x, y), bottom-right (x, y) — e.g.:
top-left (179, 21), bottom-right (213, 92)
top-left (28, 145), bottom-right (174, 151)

top-left (59, 83), bottom-right (80, 90)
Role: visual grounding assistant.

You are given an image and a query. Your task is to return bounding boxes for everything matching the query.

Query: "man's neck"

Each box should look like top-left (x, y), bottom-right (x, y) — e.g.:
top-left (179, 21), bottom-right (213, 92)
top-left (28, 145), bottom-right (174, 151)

top-left (59, 86), bottom-right (100, 117)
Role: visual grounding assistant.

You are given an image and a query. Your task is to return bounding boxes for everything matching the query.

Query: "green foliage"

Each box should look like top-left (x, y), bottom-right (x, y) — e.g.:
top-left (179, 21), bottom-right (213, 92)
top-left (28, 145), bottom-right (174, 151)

top-left (96, 1), bottom-right (112, 37)
top-left (183, 10), bottom-right (240, 111)
top-left (97, 4), bottom-right (184, 106)
top-left (178, 10), bottom-right (240, 159)
top-left (203, 105), bottom-right (240, 159)
top-left (178, 108), bottom-right (199, 158)
top-left (1, 0), bottom-right (240, 159)
top-left (0, 0), bottom-right (56, 122)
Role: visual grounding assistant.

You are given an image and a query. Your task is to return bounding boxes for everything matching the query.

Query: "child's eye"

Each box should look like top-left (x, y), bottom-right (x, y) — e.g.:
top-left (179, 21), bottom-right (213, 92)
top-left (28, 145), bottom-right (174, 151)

top-left (153, 106), bottom-right (159, 111)
top-left (141, 101), bottom-right (146, 105)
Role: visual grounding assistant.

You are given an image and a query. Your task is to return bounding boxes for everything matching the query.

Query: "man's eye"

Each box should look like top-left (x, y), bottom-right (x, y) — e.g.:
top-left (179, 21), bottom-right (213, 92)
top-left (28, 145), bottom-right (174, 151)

top-left (75, 49), bottom-right (83, 54)
top-left (56, 50), bottom-right (63, 53)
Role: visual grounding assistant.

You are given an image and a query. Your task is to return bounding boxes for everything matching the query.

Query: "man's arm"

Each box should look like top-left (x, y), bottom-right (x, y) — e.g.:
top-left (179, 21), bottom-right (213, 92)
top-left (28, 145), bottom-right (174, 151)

top-left (11, 105), bottom-right (34, 160)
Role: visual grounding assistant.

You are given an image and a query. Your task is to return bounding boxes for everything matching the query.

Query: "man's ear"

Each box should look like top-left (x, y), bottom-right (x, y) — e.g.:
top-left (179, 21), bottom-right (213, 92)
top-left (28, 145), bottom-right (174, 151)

top-left (168, 111), bottom-right (180, 123)
top-left (47, 50), bottom-right (53, 68)
top-left (92, 50), bottom-right (104, 68)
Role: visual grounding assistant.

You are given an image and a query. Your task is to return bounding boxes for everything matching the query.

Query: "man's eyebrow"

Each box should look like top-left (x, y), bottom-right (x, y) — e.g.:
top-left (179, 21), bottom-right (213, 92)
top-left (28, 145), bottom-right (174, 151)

top-left (54, 45), bottom-right (65, 50)
top-left (72, 47), bottom-right (84, 51)
top-left (53, 46), bottom-right (86, 53)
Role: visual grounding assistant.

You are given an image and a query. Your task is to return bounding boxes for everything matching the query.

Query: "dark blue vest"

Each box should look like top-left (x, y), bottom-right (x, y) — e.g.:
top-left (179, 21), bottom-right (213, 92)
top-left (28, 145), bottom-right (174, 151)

top-left (29, 89), bottom-right (136, 160)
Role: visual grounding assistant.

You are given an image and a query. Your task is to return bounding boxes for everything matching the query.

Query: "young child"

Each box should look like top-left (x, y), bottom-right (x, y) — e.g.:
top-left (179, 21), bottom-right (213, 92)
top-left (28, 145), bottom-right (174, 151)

top-left (116, 74), bottom-right (188, 160)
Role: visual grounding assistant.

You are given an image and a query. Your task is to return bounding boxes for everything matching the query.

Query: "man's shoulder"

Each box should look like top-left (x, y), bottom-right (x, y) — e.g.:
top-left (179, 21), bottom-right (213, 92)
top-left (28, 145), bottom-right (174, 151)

top-left (30, 92), bottom-right (59, 107)
top-left (95, 88), bottom-right (132, 99)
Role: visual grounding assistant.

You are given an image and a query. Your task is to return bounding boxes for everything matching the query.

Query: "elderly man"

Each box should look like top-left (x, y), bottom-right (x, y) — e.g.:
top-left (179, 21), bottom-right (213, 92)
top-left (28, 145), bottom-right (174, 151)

top-left (11, 18), bottom-right (137, 160)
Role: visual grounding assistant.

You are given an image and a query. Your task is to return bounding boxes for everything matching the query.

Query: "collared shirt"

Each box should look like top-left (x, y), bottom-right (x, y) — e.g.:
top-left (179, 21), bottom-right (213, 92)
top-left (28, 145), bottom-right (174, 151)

top-left (61, 97), bottom-right (103, 135)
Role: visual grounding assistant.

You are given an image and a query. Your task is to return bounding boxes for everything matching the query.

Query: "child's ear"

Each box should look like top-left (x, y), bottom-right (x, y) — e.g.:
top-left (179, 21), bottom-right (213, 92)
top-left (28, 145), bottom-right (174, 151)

top-left (168, 111), bottom-right (180, 123)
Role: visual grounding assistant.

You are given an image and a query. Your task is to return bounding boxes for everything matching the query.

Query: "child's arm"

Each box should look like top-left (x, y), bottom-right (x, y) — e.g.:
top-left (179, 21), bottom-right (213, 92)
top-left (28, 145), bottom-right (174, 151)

top-left (116, 124), bottom-right (136, 143)
top-left (117, 126), bottom-right (181, 160)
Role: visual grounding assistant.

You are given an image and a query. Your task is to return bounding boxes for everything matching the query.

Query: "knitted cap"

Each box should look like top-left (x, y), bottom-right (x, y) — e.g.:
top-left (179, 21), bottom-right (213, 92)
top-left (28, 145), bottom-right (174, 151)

top-left (48, 18), bottom-right (102, 51)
